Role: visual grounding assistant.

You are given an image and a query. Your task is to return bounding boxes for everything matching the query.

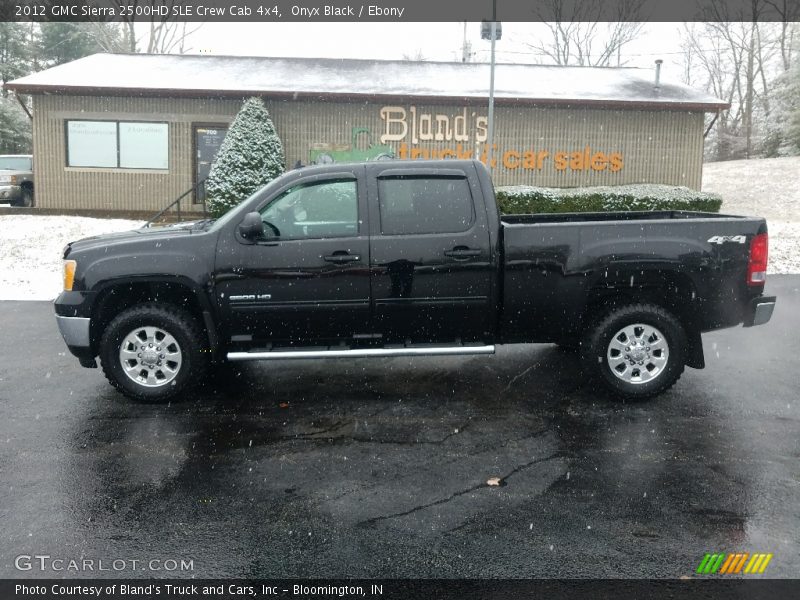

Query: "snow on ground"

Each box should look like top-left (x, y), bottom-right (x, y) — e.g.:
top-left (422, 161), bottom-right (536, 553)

top-left (763, 222), bottom-right (800, 275)
top-left (0, 215), bottom-right (143, 301)
top-left (703, 156), bottom-right (800, 275)
top-left (703, 156), bottom-right (800, 223)
top-left (0, 158), bottom-right (797, 301)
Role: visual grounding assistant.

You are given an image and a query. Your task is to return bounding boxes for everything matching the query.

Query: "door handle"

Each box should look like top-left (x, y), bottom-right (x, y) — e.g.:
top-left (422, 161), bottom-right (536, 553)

top-left (444, 247), bottom-right (481, 260)
top-left (323, 252), bottom-right (361, 263)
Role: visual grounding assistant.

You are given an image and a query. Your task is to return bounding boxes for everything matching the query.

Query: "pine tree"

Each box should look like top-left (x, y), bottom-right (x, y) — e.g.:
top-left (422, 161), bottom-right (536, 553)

top-left (38, 23), bottom-right (103, 67)
top-left (0, 23), bottom-right (32, 153)
top-left (206, 97), bottom-right (285, 217)
top-left (0, 22), bottom-right (32, 93)
top-left (0, 96), bottom-right (31, 153)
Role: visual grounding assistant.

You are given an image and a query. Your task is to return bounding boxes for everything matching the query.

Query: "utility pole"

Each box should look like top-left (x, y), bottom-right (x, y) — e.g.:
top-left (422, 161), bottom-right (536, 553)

top-left (481, 3), bottom-right (501, 172)
top-left (462, 22), bottom-right (469, 62)
top-left (487, 21), bottom-right (497, 170)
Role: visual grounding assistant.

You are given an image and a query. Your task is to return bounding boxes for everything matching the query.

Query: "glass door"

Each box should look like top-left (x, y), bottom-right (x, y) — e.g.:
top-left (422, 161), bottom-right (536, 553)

top-left (194, 125), bottom-right (228, 205)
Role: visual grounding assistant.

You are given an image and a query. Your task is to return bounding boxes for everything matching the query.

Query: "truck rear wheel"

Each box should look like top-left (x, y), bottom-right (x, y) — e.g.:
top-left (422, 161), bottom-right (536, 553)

top-left (581, 303), bottom-right (686, 400)
top-left (100, 303), bottom-right (208, 402)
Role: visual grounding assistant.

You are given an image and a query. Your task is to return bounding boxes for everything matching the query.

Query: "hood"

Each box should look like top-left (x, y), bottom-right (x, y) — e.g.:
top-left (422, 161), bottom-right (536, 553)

top-left (63, 222), bottom-right (207, 258)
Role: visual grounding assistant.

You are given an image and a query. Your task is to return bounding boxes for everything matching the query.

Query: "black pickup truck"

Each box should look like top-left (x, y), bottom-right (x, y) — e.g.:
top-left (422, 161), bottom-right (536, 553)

top-left (55, 159), bottom-right (775, 402)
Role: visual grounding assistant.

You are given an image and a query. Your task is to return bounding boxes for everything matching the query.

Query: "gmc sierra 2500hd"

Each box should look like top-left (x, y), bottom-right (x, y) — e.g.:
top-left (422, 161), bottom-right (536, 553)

top-left (55, 159), bottom-right (775, 402)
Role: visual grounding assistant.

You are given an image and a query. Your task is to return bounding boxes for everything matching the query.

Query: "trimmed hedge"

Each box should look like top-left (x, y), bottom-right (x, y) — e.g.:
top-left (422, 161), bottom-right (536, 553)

top-left (496, 184), bottom-right (722, 215)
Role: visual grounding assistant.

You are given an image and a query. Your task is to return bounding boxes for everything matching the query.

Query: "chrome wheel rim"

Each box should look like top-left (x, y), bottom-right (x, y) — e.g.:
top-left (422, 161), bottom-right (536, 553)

top-left (119, 326), bottom-right (182, 388)
top-left (606, 323), bottom-right (669, 385)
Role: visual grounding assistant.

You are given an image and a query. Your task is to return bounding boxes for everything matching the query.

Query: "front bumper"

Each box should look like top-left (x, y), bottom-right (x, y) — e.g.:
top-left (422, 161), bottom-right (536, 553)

top-left (55, 315), bottom-right (96, 367)
top-left (0, 185), bottom-right (22, 201)
top-left (56, 315), bottom-right (91, 347)
top-left (743, 296), bottom-right (776, 327)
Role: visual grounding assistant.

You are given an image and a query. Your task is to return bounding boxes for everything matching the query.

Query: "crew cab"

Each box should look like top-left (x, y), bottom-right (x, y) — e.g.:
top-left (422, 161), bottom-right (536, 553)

top-left (54, 160), bottom-right (775, 402)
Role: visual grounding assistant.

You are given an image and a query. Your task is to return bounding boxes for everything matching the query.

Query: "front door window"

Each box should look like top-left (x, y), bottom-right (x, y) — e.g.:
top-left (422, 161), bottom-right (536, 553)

top-left (260, 180), bottom-right (358, 239)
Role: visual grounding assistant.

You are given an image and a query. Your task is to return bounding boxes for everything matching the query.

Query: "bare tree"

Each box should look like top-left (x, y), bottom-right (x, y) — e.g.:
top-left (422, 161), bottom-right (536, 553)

top-left (521, 0), bottom-right (645, 66)
top-left (84, 1), bottom-right (202, 54)
top-left (682, 0), bottom-right (795, 159)
top-left (765, 0), bottom-right (799, 70)
top-left (683, 22), bottom-right (753, 158)
top-left (82, 21), bottom-right (130, 53)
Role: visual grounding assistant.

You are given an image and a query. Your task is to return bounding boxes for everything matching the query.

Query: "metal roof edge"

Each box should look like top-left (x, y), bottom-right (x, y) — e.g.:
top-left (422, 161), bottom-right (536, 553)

top-left (4, 83), bottom-right (730, 112)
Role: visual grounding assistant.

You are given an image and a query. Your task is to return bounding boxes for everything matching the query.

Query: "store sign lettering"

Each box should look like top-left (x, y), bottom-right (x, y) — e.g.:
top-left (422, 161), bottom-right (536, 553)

top-left (379, 105), bottom-right (624, 173)
top-left (380, 106), bottom-right (487, 144)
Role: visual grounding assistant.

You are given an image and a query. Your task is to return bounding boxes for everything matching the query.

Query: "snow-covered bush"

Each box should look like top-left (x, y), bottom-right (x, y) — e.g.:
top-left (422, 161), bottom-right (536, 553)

top-left (206, 97), bottom-right (285, 217)
top-left (496, 184), bottom-right (722, 215)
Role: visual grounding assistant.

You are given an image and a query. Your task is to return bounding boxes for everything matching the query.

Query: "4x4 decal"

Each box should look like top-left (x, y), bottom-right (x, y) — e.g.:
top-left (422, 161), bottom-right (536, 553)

top-left (708, 235), bottom-right (746, 244)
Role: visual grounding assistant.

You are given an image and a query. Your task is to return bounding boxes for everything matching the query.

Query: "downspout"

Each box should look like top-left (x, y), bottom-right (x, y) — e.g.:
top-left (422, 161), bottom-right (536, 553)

top-left (14, 93), bottom-right (33, 120)
top-left (700, 110), bottom-right (721, 191)
top-left (704, 110), bottom-right (720, 139)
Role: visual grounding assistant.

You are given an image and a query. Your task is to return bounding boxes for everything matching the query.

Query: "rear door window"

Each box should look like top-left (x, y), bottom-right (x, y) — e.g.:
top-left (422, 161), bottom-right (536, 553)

top-left (377, 176), bottom-right (474, 235)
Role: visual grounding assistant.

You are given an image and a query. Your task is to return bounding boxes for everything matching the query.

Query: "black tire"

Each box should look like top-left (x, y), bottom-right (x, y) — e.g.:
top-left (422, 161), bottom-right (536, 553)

top-left (20, 187), bottom-right (34, 207)
top-left (580, 303), bottom-right (686, 401)
top-left (100, 303), bottom-right (208, 402)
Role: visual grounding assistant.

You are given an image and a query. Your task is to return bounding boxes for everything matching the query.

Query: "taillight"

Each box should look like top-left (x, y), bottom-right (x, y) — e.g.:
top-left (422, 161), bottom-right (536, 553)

top-left (747, 233), bottom-right (768, 286)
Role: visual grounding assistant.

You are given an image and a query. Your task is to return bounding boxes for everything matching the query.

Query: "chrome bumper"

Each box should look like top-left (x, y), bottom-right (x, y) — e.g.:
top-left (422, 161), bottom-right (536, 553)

top-left (56, 315), bottom-right (91, 347)
top-left (744, 296), bottom-right (776, 327)
top-left (0, 185), bottom-right (21, 200)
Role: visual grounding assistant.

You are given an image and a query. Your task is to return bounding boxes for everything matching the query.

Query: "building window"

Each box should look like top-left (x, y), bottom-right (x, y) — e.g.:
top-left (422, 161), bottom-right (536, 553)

top-left (66, 120), bottom-right (168, 170)
top-left (66, 121), bottom-right (117, 168)
top-left (119, 122), bottom-right (169, 169)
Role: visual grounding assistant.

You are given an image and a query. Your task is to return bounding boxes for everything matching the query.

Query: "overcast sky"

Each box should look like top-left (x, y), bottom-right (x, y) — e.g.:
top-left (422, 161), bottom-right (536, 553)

top-left (184, 22), bottom-right (687, 78)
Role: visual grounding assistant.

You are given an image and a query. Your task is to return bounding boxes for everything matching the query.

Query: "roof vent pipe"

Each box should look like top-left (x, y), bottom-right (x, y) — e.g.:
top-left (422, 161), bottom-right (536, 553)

top-left (654, 59), bottom-right (663, 91)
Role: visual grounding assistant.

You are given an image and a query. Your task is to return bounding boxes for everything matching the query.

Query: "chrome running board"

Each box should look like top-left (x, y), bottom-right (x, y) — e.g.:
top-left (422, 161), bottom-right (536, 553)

top-left (227, 345), bottom-right (495, 362)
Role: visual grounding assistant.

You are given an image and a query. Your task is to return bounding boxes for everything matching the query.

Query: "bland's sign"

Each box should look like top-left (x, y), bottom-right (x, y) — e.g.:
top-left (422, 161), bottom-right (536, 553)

top-left (379, 105), bottom-right (624, 173)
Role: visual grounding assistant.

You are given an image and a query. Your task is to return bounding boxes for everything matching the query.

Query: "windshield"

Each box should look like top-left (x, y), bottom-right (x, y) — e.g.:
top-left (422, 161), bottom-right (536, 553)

top-left (207, 185), bottom-right (268, 233)
top-left (0, 156), bottom-right (31, 171)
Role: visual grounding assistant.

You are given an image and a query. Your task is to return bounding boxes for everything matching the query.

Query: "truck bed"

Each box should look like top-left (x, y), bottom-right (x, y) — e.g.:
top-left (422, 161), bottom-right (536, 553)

top-left (499, 211), bottom-right (768, 343)
top-left (501, 210), bottom-right (747, 225)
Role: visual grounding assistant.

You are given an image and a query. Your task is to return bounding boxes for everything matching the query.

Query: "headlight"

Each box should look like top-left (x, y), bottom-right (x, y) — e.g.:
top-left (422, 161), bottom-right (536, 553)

top-left (63, 260), bottom-right (77, 291)
top-left (0, 175), bottom-right (13, 184)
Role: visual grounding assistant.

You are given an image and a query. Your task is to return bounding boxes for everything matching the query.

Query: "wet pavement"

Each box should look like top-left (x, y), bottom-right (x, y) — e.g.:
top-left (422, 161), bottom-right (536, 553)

top-left (1, 276), bottom-right (798, 578)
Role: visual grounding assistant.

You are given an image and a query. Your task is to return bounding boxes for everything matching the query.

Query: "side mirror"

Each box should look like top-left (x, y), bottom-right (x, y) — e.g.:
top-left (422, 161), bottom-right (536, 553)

top-left (238, 212), bottom-right (264, 240)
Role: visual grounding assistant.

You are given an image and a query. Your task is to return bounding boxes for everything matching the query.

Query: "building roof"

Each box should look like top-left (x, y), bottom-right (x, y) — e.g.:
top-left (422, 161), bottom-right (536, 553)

top-left (5, 53), bottom-right (728, 111)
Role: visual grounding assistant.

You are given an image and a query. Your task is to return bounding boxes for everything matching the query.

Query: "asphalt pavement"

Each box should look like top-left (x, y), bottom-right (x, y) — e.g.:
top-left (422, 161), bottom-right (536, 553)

top-left (1, 276), bottom-right (798, 578)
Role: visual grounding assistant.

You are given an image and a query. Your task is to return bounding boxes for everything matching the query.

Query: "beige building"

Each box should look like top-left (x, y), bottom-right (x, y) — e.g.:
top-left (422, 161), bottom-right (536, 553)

top-left (6, 53), bottom-right (727, 213)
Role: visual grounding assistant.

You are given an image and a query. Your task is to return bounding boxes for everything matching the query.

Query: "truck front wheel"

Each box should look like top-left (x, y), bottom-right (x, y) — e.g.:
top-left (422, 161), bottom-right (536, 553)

top-left (581, 303), bottom-right (686, 400)
top-left (99, 303), bottom-right (208, 402)
top-left (20, 187), bottom-right (34, 207)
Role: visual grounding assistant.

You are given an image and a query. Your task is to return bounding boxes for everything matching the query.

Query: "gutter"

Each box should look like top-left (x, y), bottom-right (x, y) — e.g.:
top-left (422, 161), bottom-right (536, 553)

top-left (2, 83), bottom-right (731, 113)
